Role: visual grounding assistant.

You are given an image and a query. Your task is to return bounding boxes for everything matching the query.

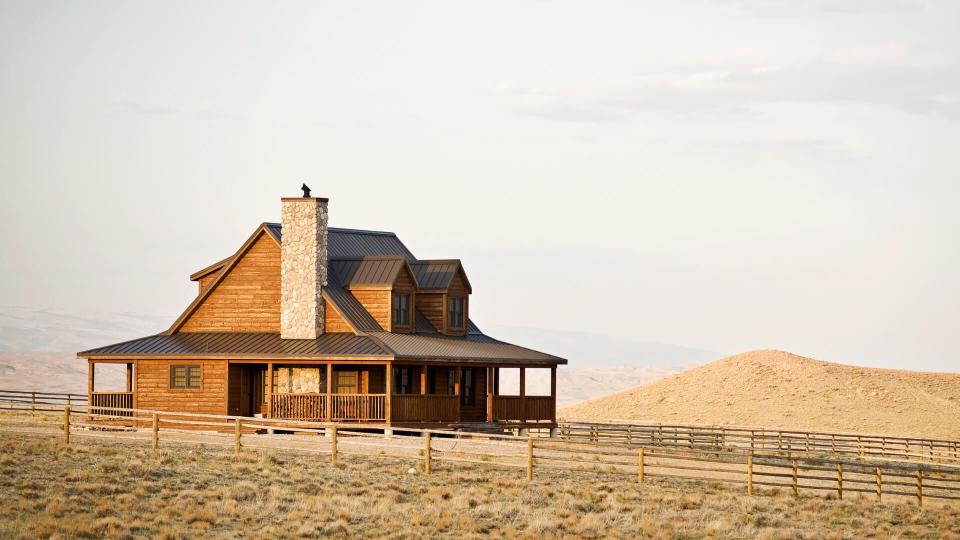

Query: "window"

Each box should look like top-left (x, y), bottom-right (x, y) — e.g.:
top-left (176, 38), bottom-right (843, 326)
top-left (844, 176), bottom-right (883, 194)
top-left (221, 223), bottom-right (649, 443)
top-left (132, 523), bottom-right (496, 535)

top-left (448, 297), bottom-right (464, 328)
top-left (170, 365), bottom-right (201, 389)
top-left (393, 367), bottom-right (413, 394)
top-left (336, 370), bottom-right (358, 394)
top-left (393, 293), bottom-right (410, 327)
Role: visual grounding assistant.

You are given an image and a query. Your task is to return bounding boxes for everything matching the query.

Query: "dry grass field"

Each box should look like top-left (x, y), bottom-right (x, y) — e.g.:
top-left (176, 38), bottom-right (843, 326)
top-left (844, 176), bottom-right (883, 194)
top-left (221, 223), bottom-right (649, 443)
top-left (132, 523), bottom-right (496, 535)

top-left (1, 430), bottom-right (959, 539)
top-left (561, 350), bottom-right (960, 440)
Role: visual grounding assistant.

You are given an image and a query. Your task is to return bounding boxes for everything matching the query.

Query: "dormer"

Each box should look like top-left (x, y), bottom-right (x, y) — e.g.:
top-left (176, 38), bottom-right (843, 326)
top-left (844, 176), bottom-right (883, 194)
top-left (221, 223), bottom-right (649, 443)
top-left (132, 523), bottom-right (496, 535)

top-left (330, 257), bottom-right (418, 333)
top-left (411, 260), bottom-right (472, 336)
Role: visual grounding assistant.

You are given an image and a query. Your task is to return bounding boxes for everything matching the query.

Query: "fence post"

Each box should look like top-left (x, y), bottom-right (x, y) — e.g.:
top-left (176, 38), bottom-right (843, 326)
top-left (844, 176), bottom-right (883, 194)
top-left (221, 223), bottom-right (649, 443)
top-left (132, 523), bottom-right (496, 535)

top-left (424, 432), bottom-right (432, 475)
top-left (876, 467), bottom-right (882, 502)
top-left (858, 437), bottom-right (864, 461)
top-left (837, 463), bottom-right (843, 500)
top-left (638, 447), bottom-right (644, 484)
top-left (63, 406), bottom-right (71, 445)
top-left (151, 414), bottom-right (159, 454)
top-left (31, 392), bottom-right (36, 414)
top-left (916, 470), bottom-right (923, 507)
top-left (831, 434), bottom-right (836, 454)
top-left (627, 427), bottom-right (632, 445)
top-left (750, 431), bottom-right (755, 450)
top-left (791, 459), bottom-right (798, 497)
top-left (234, 419), bottom-right (241, 454)
top-left (331, 426), bottom-right (338, 465)
top-left (67, 394), bottom-right (72, 407)
top-left (526, 437), bottom-right (534, 481)
top-left (747, 453), bottom-right (753, 495)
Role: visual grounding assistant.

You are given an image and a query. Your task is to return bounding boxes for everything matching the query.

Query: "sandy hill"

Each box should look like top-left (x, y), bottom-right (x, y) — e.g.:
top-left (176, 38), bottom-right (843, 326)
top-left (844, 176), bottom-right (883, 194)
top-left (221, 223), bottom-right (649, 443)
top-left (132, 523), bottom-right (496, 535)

top-left (560, 349), bottom-right (960, 440)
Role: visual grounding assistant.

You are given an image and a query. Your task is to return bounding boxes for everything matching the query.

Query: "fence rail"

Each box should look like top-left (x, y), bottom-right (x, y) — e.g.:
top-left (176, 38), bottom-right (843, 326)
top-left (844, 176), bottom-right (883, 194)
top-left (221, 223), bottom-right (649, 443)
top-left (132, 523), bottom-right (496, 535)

top-left (2, 398), bottom-right (959, 508)
top-left (557, 421), bottom-right (960, 466)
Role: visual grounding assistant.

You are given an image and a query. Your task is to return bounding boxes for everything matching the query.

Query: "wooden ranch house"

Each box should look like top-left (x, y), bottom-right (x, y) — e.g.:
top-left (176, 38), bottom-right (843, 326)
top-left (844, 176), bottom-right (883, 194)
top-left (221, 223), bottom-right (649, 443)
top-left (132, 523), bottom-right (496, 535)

top-left (78, 190), bottom-right (566, 431)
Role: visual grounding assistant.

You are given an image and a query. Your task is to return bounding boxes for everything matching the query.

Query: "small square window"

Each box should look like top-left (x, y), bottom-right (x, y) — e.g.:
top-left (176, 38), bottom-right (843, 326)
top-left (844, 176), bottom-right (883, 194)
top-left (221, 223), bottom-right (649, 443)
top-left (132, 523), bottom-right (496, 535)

top-left (170, 365), bottom-right (201, 389)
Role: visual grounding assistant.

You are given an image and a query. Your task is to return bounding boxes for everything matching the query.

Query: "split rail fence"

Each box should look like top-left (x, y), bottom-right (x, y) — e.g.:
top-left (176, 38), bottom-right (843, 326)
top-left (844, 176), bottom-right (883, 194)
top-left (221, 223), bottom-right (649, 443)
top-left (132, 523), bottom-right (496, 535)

top-left (2, 395), bottom-right (960, 507)
top-left (558, 420), bottom-right (960, 466)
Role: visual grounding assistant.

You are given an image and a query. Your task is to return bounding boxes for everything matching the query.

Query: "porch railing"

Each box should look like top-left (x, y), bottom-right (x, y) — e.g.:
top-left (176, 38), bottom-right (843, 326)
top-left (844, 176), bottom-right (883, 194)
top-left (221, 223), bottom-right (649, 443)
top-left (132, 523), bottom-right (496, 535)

top-left (91, 392), bottom-right (133, 417)
top-left (493, 396), bottom-right (555, 423)
top-left (272, 393), bottom-right (326, 421)
top-left (271, 394), bottom-right (386, 422)
top-left (391, 395), bottom-right (459, 422)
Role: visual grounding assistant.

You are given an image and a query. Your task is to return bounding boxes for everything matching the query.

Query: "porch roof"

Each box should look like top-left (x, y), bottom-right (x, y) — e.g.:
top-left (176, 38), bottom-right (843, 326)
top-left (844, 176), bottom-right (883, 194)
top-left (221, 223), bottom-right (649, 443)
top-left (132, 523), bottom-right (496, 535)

top-left (78, 331), bottom-right (566, 365)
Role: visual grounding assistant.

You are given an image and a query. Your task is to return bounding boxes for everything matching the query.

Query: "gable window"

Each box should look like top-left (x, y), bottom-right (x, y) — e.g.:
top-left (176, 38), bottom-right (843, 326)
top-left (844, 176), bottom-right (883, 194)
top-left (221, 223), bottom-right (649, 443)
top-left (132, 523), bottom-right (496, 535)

top-left (393, 367), bottom-right (413, 394)
top-left (170, 365), bottom-right (201, 389)
top-left (448, 297), bottom-right (464, 329)
top-left (393, 293), bottom-right (410, 327)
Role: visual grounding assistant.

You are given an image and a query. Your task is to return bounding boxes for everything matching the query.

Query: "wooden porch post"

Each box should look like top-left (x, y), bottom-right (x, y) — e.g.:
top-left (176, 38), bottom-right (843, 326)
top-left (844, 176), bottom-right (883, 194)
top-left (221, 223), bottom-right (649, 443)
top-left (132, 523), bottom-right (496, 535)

top-left (520, 367), bottom-right (526, 424)
top-left (88, 361), bottom-right (95, 395)
top-left (385, 363), bottom-right (393, 423)
top-left (454, 366), bottom-right (462, 421)
top-left (125, 363), bottom-right (133, 393)
top-left (550, 366), bottom-right (557, 423)
top-left (486, 366), bottom-right (494, 422)
top-left (266, 362), bottom-right (273, 418)
top-left (325, 363), bottom-right (333, 422)
top-left (421, 366), bottom-right (427, 395)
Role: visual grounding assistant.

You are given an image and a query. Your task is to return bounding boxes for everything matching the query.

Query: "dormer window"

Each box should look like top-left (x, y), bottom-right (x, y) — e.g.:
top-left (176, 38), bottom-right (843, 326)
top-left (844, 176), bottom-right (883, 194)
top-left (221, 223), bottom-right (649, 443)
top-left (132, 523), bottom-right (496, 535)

top-left (393, 293), bottom-right (410, 327)
top-left (448, 297), bottom-right (464, 329)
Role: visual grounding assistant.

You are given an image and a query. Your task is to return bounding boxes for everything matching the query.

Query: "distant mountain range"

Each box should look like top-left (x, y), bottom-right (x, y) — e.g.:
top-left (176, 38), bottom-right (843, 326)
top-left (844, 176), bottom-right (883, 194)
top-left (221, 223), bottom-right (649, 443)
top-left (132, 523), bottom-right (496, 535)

top-left (0, 306), bottom-right (722, 404)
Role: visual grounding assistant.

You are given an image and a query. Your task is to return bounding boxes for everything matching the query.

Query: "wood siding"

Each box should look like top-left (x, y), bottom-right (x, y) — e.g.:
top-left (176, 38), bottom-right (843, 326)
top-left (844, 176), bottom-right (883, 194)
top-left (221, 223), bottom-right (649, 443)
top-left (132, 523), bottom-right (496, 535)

top-left (324, 300), bottom-right (354, 333)
top-left (416, 293), bottom-right (445, 333)
top-left (351, 289), bottom-right (390, 330)
top-left (180, 233), bottom-right (280, 333)
top-left (390, 267), bottom-right (416, 333)
top-left (136, 359), bottom-right (227, 415)
top-left (197, 274), bottom-right (218, 292)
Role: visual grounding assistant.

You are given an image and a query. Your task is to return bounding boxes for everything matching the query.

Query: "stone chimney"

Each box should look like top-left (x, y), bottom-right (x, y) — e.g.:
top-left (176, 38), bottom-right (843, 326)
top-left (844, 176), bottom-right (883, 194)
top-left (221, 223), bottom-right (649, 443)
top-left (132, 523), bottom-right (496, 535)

top-left (280, 193), bottom-right (328, 339)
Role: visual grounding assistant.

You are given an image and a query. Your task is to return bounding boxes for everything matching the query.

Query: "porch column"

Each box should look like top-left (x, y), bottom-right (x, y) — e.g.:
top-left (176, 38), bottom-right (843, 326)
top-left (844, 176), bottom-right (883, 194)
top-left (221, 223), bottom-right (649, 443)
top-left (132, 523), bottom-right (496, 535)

top-left (385, 363), bottom-right (393, 423)
top-left (454, 366), bottom-right (462, 421)
top-left (486, 366), bottom-right (494, 422)
top-left (125, 363), bottom-right (133, 393)
top-left (266, 362), bottom-right (273, 418)
top-left (550, 366), bottom-right (557, 423)
top-left (420, 366), bottom-right (427, 395)
top-left (325, 363), bottom-right (333, 421)
top-left (87, 361), bottom-right (95, 396)
top-left (519, 367), bottom-right (526, 424)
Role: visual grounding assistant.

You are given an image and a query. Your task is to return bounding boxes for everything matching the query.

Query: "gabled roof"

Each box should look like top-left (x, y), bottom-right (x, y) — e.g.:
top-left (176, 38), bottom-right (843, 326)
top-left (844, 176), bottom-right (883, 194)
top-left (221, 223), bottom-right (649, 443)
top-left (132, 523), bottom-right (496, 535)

top-left (366, 331), bottom-right (564, 365)
top-left (410, 260), bottom-right (472, 293)
top-left (265, 223), bottom-right (416, 261)
top-left (330, 257), bottom-right (418, 289)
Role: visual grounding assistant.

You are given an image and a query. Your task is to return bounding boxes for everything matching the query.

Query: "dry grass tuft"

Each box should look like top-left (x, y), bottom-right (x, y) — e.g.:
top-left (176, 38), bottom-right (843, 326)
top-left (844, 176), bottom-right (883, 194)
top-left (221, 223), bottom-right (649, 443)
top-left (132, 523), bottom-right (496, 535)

top-left (0, 431), bottom-right (958, 538)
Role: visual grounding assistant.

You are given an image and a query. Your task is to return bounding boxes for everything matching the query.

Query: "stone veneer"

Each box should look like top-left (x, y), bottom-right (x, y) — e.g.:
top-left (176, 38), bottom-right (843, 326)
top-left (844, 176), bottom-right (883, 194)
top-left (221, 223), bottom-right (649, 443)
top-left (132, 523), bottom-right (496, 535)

top-left (280, 197), bottom-right (328, 339)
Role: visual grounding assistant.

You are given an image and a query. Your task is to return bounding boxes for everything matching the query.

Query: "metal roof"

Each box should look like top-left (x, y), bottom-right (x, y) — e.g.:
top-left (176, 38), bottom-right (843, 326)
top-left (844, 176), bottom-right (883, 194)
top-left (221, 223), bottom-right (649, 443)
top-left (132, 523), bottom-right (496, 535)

top-left (410, 260), bottom-right (462, 290)
top-left (266, 223), bottom-right (416, 261)
top-left (330, 257), bottom-right (412, 287)
top-left (79, 332), bottom-right (391, 358)
top-left (324, 275), bottom-right (384, 333)
top-left (367, 332), bottom-right (566, 365)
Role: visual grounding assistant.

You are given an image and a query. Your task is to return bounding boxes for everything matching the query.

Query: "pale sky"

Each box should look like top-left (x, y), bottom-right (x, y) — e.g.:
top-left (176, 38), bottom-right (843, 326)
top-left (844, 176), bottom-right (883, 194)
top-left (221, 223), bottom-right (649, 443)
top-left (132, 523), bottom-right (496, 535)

top-left (1, 1), bottom-right (958, 371)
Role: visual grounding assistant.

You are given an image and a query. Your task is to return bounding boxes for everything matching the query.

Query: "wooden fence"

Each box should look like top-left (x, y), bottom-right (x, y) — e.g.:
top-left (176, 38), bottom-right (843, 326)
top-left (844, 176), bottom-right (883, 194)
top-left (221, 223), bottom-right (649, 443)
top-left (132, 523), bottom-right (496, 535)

top-left (2, 397), bottom-right (959, 507)
top-left (0, 389), bottom-right (87, 410)
top-left (558, 421), bottom-right (960, 466)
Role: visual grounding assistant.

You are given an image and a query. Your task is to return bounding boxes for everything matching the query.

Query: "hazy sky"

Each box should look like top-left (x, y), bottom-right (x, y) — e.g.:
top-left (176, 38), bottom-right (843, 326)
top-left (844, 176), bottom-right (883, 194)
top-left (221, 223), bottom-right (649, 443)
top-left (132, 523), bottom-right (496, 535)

top-left (2, 1), bottom-right (958, 371)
